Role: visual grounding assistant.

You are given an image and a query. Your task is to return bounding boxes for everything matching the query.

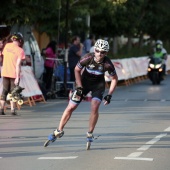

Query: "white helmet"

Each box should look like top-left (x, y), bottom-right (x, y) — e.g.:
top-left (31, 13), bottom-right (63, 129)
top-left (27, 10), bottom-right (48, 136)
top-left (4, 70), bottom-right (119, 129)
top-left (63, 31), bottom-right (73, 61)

top-left (156, 40), bottom-right (163, 45)
top-left (94, 39), bottom-right (109, 52)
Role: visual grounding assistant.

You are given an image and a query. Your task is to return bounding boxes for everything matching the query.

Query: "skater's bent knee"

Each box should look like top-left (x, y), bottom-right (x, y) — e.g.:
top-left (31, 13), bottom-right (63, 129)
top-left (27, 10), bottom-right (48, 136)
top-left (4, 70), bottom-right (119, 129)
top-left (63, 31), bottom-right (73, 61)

top-left (67, 103), bottom-right (77, 111)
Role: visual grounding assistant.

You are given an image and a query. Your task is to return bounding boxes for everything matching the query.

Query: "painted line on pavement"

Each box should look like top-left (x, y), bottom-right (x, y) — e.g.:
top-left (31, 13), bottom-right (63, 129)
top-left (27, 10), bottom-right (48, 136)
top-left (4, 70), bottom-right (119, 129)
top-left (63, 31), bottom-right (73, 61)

top-left (128, 152), bottom-right (143, 157)
top-left (114, 157), bottom-right (153, 161)
top-left (137, 145), bottom-right (152, 151)
top-left (146, 133), bottom-right (167, 145)
top-left (38, 156), bottom-right (78, 160)
top-left (164, 126), bottom-right (170, 132)
top-left (114, 132), bottom-right (168, 161)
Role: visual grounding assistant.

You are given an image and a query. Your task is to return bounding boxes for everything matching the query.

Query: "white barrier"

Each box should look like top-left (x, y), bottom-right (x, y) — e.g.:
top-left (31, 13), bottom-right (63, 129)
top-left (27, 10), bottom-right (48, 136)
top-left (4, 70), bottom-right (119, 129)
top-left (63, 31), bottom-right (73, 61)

top-left (1, 55), bottom-right (169, 96)
top-left (19, 66), bottom-right (42, 97)
top-left (105, 55), bottom-right (170, 82)
top-left (166, 55), bottom-right (170, 71)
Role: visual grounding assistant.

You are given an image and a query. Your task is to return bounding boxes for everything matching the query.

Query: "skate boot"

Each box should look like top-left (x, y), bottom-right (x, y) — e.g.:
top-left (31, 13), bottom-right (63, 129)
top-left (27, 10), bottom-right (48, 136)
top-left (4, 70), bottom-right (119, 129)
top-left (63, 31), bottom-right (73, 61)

top-left (86, 132), bottom-right (94, 150)
top-left (9, 85), bottom-right (24, 105)
top-left (44, 129), bottom-right (64, 147)
top-left (0, 109), bottom-right (5, 115)
top-left (11, 109), bottom-right (18, 116)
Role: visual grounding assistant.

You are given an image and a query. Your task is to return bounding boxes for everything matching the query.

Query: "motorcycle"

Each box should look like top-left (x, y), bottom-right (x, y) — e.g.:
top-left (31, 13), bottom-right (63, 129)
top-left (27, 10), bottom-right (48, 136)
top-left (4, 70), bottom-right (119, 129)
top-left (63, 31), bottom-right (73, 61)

top-left (147, 56), bottom-right (164, 85)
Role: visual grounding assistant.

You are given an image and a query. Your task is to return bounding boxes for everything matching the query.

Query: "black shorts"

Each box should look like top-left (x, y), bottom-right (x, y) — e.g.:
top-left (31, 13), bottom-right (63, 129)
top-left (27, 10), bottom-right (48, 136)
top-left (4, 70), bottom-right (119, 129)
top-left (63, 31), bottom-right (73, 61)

top-left (70, 79), bottom-right (105, 105)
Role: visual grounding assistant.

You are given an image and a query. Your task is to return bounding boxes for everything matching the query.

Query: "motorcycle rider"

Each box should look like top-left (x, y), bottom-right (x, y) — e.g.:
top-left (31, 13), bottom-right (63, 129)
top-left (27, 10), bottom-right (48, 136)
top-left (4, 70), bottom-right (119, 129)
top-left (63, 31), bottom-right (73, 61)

top-left (153, 40), bottom-right (167, 76)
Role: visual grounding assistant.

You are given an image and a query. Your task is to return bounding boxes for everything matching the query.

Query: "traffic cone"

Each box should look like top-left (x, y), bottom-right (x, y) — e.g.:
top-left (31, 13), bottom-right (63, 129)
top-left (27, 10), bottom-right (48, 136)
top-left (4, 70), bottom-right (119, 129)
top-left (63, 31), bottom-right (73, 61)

top-left (86, 91), bottom-right (92, 102)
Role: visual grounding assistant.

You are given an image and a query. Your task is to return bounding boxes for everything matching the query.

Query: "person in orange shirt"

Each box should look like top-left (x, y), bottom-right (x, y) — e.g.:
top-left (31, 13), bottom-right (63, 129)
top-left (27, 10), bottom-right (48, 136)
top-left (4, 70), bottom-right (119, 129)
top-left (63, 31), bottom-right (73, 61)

top-left (0, 32), bottom-right (25, 115)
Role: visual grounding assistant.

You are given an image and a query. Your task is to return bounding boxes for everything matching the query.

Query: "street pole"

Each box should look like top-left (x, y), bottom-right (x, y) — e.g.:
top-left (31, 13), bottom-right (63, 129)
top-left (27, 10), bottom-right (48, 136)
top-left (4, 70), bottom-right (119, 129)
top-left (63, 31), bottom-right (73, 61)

top-left (56, 1), bottom-right (61, 56)
top-left (64, 0), bottom-right (69, 95)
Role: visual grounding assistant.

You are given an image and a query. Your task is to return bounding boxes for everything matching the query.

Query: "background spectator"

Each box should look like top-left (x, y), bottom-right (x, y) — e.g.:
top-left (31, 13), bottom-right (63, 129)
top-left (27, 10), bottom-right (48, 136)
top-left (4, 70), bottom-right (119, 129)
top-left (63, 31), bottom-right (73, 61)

top-left (68, 36), bottom-right (83, 81)
top-left (42, 40), bottom-right (57, 91)
top-left (83, 34), bottom-right (95, 55)
top-left (0, 38), bottom-right (4, 67)
top-left (0, 32), bottom-right (25, 115)
top-left (0, 38), bottom-right (4, 78)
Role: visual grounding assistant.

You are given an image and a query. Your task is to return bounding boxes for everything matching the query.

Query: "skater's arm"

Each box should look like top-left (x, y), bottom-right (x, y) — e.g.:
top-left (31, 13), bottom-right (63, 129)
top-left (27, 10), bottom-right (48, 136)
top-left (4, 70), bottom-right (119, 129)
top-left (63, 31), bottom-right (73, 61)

top-left (108, 74), bottom-right (118, 95)
top-left (103, 74), bottom-right (118, 105)
top-left (74, 66), bottom-right (83, 87)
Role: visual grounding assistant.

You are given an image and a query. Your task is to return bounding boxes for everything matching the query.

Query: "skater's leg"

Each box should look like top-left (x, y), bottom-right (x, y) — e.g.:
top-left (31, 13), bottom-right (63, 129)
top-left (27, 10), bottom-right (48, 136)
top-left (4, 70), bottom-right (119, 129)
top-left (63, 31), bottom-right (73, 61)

top-left (10, 78), bottom-right (17, 115)
top-left (44, 103), bottom-right (77, 146)
top-left (0, 100), bottom-right (5, 109)
top-left (0, 77), bottom-right (10, 115)
top-left (10, 101), bottom-right (17, 114)
top-left (58, 102), bottom-right (78, 131)
top-left (0, 100), bottom-right (6, 115)
top-left (88, 99), bottom-right (101, 133)
top-left (47, 100), bottom-right (79, 142)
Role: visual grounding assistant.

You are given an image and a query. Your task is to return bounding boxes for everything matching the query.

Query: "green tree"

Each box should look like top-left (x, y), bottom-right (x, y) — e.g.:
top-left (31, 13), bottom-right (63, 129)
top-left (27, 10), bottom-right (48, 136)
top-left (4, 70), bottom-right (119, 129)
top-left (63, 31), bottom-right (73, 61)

top-left (1, 0), bottom-right (170, 56)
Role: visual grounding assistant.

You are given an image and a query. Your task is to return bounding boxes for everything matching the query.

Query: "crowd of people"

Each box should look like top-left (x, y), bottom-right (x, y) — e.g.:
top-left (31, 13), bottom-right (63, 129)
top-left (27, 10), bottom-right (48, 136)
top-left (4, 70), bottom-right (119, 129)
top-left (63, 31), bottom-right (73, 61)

top-left (0, 30), bottom-right (168, 117)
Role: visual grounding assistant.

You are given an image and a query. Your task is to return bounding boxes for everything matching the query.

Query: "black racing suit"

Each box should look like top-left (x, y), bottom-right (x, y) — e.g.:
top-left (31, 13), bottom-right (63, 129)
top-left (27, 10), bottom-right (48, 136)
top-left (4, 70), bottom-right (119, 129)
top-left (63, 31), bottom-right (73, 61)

top-left (72, 53), bottom-right (117, 104)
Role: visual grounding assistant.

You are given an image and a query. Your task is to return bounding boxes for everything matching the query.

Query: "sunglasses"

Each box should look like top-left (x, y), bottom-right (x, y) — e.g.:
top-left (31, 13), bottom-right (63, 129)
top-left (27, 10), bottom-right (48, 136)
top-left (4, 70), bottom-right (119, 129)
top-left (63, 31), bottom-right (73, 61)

top-left (95, 49), bottom-right (106, 54)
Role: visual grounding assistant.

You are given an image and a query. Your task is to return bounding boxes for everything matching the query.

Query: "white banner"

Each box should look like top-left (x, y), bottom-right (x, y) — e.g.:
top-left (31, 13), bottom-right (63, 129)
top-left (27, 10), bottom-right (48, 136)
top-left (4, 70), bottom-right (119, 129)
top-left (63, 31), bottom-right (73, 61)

top-left (105, 55), bottom-right (170, 81)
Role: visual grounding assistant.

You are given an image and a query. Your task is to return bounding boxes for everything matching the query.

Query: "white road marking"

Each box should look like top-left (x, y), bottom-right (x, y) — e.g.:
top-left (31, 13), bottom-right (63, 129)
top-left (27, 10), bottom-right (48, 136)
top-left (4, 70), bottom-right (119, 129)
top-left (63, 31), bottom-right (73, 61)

top-left (146, 133), bottom-right (167, 144)
top-left (137, 145), bottom-right (152, 151)
top-left (0, 157), bottom-right (2, 159)
top-left (38, 156), bottom-right (78, 160)
top-left (155, 133), bottom-right (167, 138)
top-left (114, 157), bottom-right (153, 161)
top-left (114, 132), bottom-right (168, 161)
top-left (128, 152), bottom-right (143, 158)
top-left (146, 138), bottom-right (160, 145)
top-left (164, 127), bottom-right (170, 132)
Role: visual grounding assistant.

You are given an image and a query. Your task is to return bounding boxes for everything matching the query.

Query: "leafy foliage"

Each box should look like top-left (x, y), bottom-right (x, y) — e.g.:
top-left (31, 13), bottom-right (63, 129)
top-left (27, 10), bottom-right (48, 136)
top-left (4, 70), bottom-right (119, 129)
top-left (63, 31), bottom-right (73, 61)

top-left (1, 0), bottom-right (170, 56)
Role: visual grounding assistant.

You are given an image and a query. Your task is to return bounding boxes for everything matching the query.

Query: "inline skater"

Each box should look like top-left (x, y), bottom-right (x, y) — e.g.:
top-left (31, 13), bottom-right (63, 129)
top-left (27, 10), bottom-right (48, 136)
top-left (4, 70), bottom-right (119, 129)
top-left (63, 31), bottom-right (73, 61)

top-left (44, 39), bottom-right (118, 149)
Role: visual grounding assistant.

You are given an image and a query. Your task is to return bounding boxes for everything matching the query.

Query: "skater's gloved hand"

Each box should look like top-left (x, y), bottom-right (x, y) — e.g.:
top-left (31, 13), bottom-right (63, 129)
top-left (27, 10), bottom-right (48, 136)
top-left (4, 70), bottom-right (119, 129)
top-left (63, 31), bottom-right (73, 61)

top-left (103, 95), bottom-right (112, 105)
top-left (76, 87), bottom-right (83, 97)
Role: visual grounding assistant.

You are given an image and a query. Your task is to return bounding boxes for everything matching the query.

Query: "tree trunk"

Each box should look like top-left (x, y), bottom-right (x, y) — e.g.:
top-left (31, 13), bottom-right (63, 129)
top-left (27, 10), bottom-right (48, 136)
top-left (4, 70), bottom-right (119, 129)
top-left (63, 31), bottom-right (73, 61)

top-left (127, 35), bottom-right (132, 51)
top-left (139, 33), bottom-right (144, 48)
top-left (112, 37), bottom-right (118, 55)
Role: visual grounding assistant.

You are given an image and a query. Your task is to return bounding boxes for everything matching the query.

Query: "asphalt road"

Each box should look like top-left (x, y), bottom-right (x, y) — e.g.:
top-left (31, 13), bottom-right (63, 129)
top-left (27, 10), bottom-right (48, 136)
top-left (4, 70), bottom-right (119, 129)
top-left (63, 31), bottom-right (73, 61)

top-left (0, 75), bottom-right (170, 170)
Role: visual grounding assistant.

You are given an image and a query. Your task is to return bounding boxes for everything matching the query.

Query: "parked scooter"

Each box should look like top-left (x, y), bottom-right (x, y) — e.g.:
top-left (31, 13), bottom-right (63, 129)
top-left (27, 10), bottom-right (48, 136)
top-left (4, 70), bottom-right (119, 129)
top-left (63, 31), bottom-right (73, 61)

top-left (147, 55), bottom-right (164, 85)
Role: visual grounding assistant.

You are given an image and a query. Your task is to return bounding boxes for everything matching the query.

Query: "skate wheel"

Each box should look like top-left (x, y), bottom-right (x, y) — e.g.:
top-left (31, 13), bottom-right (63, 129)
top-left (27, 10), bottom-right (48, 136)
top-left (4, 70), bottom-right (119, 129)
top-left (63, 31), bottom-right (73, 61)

top-left (44, 140), bottom-right (51, 147)
top-left (12, 98), bottom-right (17, 102)
top-left (8, 94), bottom-right (12, 99)
top-left (86, 142), bottom-right (91, 150)
top-left (18, 100), bottom-right (23, 105)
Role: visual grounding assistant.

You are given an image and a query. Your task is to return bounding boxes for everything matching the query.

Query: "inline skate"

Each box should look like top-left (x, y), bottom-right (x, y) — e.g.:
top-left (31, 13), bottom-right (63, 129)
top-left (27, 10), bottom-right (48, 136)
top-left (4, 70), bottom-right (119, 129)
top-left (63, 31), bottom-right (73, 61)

top-left (86, 132), bottom-right (94, 150)
top-left (44, 129), bottom-right (64, 147)
top-left (8, 85), bottom-right (25, 105)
